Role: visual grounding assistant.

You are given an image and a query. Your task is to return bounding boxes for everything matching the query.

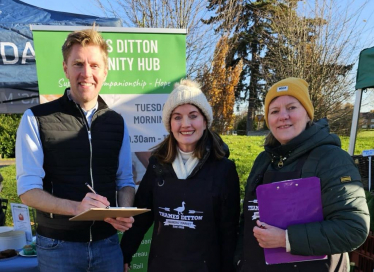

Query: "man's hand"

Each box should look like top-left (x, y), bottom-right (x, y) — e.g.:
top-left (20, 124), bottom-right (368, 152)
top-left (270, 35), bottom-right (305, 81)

top-left (19, 188), bottom-right (110, 216)
top-left (104, 216), bottom-right (134, 232)
top-left (75, 193), bottom-right (110, 215)
top-left (253, 220), bottom-right (286, 248)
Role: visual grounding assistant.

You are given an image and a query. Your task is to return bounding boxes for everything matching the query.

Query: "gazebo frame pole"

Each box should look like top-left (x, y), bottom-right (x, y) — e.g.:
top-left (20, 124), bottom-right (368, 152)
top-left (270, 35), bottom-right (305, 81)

top-left (348, 89), bottom-right (363, 156)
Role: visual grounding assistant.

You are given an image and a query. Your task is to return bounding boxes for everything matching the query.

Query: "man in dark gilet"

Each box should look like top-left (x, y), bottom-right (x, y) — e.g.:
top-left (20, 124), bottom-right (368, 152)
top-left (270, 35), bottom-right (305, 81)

top-left (16, 26), bottom-right (135, 272)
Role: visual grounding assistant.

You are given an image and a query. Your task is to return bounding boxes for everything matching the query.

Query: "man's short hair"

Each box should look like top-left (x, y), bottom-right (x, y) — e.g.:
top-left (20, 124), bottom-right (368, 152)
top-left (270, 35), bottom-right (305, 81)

top-left (62, 25), bottom-right (108, 67)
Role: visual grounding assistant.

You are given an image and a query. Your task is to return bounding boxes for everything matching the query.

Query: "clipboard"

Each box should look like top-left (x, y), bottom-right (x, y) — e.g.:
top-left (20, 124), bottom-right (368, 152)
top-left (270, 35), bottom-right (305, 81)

top-left (256, 177), bottom-right (326, 264)
top-left (69, 208), bottom-right (151, 221)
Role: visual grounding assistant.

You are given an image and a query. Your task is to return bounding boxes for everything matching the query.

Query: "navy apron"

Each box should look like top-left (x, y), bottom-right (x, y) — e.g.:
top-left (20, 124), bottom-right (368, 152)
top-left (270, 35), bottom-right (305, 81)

top-left (240, 155), bottom-right (347, 272)
top-left (148, 170), bottom-right (220, 272)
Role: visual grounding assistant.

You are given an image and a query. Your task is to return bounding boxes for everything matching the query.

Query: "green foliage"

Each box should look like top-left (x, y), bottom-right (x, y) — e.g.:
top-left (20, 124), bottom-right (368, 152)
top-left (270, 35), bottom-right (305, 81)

top-left (235, 115), bottom-right (260, 135)
top-left (236, 116), bottom-right (247, 135)
top-left (0, 164), bottom-right (36, 232)
top-left (0, 165), bottom-right (22, 226)
top-left (0, 114), bottom-right (22, 158)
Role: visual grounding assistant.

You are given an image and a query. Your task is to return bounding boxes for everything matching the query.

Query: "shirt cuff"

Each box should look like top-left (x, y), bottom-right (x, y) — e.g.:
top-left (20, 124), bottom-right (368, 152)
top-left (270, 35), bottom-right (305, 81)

top-left (116, 178), bottom-right (136, 191)
top-left (286, 229), bottom-right (291, 252)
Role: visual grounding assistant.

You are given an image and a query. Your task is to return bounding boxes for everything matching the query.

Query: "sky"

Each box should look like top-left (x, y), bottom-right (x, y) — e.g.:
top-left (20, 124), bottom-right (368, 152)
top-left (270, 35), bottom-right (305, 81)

top-left (20, 0), bottom-right (108, 17)
top-left (20, 0), bottom-right (374, 112)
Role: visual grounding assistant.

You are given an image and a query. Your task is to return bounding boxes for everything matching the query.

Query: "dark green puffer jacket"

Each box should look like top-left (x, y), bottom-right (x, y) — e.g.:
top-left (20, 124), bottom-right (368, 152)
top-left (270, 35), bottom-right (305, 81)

top-left (236, 118), bottom-right (369, 264)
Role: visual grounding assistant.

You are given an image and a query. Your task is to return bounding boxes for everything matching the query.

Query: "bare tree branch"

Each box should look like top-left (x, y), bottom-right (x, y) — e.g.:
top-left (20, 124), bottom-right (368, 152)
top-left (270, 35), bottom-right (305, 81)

top-left (92, 0), bottom-right (217, 76)
top-left (262, 0), bottom-right (371, 132)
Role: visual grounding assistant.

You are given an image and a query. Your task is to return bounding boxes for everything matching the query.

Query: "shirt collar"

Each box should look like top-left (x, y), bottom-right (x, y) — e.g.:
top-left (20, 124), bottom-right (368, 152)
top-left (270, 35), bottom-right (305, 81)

top-left (67, 88), bottom-right (99, 113)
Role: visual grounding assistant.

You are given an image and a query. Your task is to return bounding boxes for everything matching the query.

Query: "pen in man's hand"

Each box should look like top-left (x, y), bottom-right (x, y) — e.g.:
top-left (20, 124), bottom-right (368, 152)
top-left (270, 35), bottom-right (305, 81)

top-left (85, 182), bottom-right (97, 194)
top-left (85, 182), bottom-right (110, 209)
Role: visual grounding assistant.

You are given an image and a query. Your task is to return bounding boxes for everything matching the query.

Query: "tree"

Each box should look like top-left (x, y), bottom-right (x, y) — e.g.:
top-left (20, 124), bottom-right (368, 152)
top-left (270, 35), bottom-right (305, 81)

top-left (199, 36), bottom-right (243, 133)
top-left (204, 0), bottom-right (282, 134)
top-left (233, 110), bottom-right (248, 135)
top-left (92, 0), bottom-right (215, 76)
top-left (0, 114), bottom-right (22, 158)
top-left (328, 103), bottom-right (354, 135)
top-left (261, 0), bottom-right (368, 123)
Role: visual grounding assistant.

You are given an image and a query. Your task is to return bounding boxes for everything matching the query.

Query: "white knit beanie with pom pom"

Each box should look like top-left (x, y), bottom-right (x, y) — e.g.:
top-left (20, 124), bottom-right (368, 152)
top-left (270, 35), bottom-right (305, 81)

top-left (162, 79), bottom-right (213, 132)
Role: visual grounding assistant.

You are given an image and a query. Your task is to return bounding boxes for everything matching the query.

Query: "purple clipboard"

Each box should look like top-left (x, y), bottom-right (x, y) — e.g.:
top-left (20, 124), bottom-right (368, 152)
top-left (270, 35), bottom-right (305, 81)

top-left (256, 177), bottom-right (326, 264)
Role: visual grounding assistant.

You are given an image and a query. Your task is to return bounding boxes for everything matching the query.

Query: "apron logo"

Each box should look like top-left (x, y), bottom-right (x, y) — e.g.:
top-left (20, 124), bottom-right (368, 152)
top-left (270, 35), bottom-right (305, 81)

top-left (248, 206), bottom-right (258, 211)
top-left (248, 199), bottom-right (260, 220)
top-left (174, 201), bottom-right (186, 215)
top-left (158, 201), bottom-right (204, 229)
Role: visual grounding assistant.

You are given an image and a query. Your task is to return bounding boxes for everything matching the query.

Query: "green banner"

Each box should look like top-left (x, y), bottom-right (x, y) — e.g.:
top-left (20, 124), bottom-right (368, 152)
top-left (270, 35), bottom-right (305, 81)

top-left (33, 29), bottom-right (186, 95)
top-left (118, 227), bottom-right (152, 271)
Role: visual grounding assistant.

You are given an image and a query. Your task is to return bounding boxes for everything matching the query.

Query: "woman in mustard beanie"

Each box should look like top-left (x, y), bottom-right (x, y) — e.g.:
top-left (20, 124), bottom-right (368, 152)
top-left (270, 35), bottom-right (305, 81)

top-left (235, 77), bottom-right (369, 272)
top-left (121, 79), bottom-right (240, 272)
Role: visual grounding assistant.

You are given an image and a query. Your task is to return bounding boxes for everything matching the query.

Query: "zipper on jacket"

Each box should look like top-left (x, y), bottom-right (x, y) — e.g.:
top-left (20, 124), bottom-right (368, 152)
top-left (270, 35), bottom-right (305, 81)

top-left (271, 151), bottom-right (292, 169)
top-left (89, 221), bottom-right (95, 241)
top-left (278, 156), bottom-right (284, 168)
top-left (75, 104), bottom-right (97, 242)
top-left (50, 181), bottom-right (54, 218)
top-left (75, 104), bottom-right (94, 188)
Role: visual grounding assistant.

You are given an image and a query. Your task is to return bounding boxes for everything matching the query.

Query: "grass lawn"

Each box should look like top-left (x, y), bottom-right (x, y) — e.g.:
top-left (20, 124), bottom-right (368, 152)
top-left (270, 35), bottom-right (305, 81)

top-left (1, 130), bottom-right (373, 227)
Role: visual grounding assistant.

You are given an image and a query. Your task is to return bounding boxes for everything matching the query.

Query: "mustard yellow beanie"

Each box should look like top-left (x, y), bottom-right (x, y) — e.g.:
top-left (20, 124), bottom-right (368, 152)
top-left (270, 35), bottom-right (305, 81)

top-left (264, 77), bottom-right (314, 127)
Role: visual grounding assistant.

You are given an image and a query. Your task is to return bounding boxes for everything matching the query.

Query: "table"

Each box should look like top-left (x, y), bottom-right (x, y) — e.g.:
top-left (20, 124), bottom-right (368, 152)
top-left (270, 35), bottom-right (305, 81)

top-left (0, 254), bottom-right (38, 272)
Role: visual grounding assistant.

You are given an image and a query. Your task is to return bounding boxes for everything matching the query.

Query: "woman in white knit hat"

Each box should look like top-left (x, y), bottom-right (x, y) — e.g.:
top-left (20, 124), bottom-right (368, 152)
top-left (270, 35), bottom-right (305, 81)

top-left (120, 79), bottom-right (240, 272)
